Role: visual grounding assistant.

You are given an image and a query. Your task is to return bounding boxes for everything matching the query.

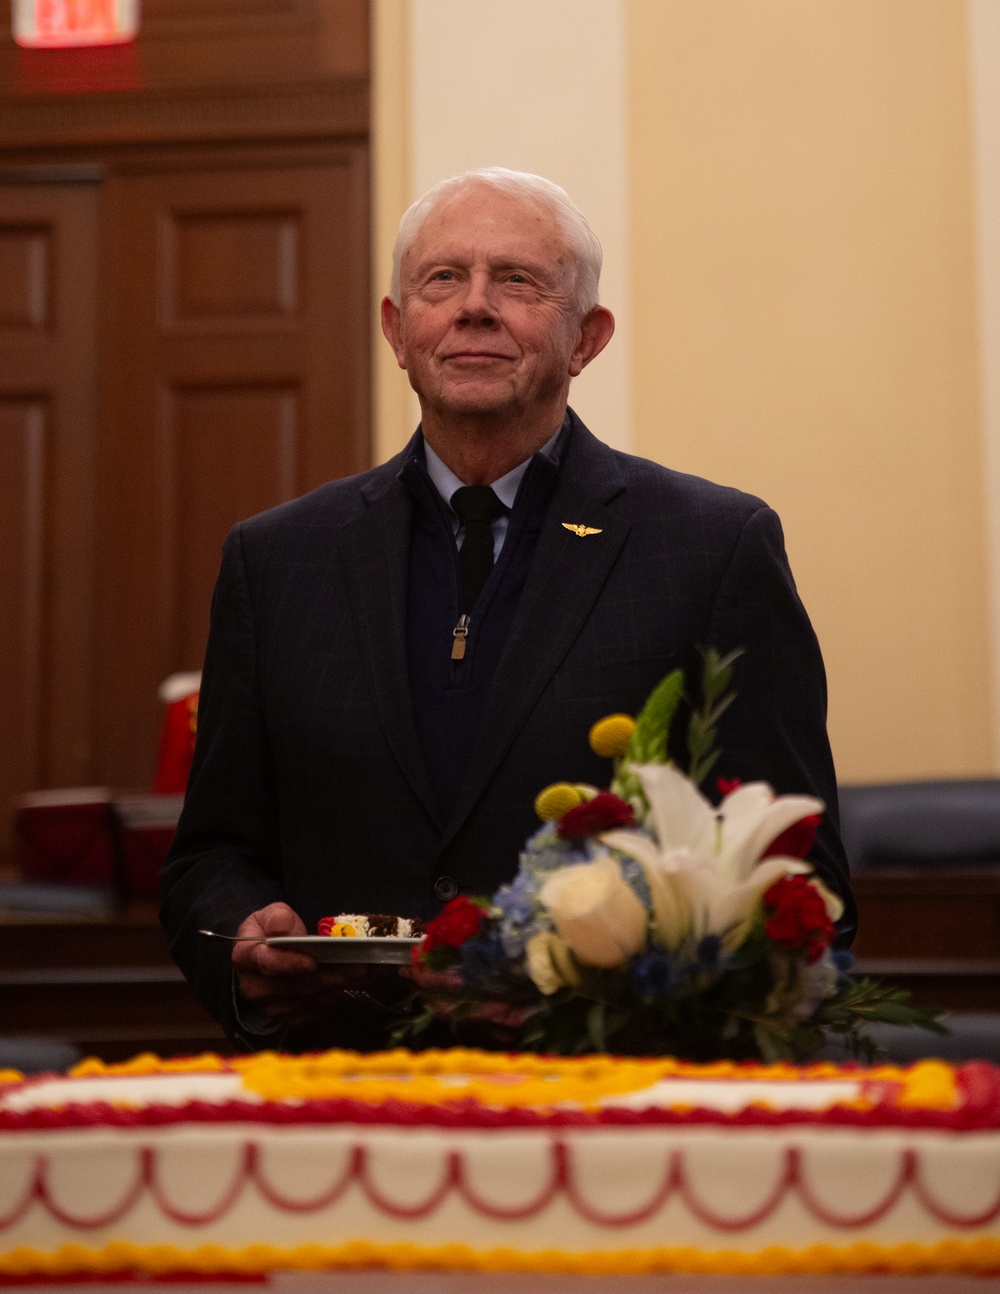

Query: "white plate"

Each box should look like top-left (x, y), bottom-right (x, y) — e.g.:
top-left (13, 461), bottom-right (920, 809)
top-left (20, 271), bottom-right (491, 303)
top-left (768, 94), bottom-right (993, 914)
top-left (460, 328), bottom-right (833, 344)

top-left (267, 935), bottom-right (422, 964)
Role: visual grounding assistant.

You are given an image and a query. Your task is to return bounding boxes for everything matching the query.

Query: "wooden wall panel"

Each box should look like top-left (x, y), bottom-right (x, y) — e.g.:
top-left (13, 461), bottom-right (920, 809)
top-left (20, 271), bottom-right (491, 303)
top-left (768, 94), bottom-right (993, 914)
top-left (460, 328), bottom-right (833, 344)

top-left (0, 227), bottom-right (49, 328)
top-left (96, 152), bottom-right (369, 787)
top-left (165, 210), bottom-right (300, 328)
top-left (0, 183), bottom-right (100, 865)
top-left (0, 399), bottom-right (46, 812)
top-left (164, 383), bottom-right (299, 666)
top-left (0, 0), bottom-right (369, 875)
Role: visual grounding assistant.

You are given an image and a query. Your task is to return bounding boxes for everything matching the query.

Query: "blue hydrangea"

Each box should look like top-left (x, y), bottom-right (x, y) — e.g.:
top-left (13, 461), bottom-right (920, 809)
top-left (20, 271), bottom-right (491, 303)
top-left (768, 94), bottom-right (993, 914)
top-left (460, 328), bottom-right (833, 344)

top-left (460, 935), bottom-right (508, 991)
top-left (629, 950), bottom-right (677, 1000)
top-left (494, 869), bottom-right (535, 924)
top-left (494, 870), bottom-right (542, 957)
top-left (519, 824), bottom-right (593, 878)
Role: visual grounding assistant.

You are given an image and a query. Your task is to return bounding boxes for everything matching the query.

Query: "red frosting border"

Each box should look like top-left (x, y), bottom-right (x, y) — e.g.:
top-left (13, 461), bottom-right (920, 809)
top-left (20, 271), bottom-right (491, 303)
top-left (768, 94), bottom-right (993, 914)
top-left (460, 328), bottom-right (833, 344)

top-left (1, 1063), bottom-right (999, 1133)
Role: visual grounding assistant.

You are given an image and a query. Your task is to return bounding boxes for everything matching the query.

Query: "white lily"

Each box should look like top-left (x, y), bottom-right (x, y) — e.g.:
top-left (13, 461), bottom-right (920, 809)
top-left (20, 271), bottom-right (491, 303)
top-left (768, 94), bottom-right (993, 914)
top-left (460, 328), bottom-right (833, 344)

top-left (601, 763), bottom-right (827, 955)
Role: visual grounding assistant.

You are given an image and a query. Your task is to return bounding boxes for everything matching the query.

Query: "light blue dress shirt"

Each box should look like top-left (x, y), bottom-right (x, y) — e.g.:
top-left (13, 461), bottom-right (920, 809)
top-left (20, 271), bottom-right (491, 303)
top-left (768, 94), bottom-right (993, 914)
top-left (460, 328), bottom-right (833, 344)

top-left (423, 429), bottom-right (561, 560)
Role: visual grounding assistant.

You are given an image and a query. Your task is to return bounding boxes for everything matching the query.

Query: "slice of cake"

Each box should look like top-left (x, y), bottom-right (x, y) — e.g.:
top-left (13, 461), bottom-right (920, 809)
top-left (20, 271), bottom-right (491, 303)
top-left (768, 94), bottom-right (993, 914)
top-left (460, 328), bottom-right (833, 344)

top-left (318, 913), bottom-right (424, 938)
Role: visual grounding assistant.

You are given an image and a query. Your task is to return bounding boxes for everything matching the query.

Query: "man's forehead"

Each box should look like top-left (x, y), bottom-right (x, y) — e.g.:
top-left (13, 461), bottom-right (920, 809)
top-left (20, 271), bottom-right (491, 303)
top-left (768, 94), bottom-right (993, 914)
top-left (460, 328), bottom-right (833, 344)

top-left (404, 191), bottom-right (570, 271)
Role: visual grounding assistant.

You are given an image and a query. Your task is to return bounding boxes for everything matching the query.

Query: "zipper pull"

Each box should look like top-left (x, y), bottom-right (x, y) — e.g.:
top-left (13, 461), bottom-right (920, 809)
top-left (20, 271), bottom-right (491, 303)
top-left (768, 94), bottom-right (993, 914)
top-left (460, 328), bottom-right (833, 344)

top-left (451, 614), bottom-right (470, 660)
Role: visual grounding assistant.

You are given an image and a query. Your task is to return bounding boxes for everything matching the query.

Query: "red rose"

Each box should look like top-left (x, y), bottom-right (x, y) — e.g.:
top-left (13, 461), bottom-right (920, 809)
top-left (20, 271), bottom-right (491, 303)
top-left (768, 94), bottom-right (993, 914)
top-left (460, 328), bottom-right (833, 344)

top-left (557, 792), bottom-right (635, 840)
top-left (764, 908), bottom-right (802, 944)
top-left (422, 894), bottom-right (487, 952)
top-left (763, 874), bottom-right (835, 962)
top-left (763, 813), bottom-right (822, 861)
top-left (717, 777), bottom-right (743, 797)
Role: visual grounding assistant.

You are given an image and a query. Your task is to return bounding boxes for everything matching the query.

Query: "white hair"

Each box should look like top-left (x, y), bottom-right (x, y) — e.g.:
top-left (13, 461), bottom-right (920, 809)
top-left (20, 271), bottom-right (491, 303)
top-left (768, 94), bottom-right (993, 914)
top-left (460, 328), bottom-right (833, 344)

top-left (389, 167), bottom-right (603, 316)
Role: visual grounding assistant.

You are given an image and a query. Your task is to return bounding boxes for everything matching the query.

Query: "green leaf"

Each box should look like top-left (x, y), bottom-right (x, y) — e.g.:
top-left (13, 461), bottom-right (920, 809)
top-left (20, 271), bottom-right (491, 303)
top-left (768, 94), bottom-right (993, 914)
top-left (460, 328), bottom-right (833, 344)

top-left (625, 669), bottom-right (684, 765)
top-left (864, 1001), bottom-right (949, 1029)
top-left (702, 647), bottom-right (742, 702)
top-left (686, 648), bottom-right (742, 788)
top-left (610, 668), bottom-right (685, 810)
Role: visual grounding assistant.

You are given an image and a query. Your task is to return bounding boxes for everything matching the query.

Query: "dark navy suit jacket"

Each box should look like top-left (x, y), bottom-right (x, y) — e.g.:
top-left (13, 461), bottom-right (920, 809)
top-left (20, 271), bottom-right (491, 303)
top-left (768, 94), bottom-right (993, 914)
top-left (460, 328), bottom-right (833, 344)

top-left (160, 412), bottom-right (853, 1046)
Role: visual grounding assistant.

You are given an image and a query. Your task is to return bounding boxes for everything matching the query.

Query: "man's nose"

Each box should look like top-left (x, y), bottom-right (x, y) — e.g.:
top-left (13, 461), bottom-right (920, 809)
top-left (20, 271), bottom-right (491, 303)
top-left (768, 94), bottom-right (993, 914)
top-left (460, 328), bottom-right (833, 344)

top-left (456, 272), bottom-right (498, 325)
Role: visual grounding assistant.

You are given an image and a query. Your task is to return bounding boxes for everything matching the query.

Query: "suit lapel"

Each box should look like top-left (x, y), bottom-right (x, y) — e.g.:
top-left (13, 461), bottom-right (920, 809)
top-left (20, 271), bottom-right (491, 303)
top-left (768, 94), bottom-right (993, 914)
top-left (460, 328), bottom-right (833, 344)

top-left (338, 461), bottom-right (443, 829)
top-left (442, 424), bottom-right (629, 847)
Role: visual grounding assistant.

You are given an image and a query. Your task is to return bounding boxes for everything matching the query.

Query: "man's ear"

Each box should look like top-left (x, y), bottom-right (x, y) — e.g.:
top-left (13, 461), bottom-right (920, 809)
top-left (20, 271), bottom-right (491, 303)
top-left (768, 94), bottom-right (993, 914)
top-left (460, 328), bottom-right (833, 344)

top-left (568, 305), bottom-right (615, 377)
top-left (380, 296), bottom-right (407, 369)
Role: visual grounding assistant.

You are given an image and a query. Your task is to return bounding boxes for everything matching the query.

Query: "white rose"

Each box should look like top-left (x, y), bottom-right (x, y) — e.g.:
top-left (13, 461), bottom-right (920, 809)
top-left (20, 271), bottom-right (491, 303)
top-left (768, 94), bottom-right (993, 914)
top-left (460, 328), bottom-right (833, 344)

top-left (525, 931), bottom-right (581, 995)
top-left (539, 856), bottom-right (648, 969)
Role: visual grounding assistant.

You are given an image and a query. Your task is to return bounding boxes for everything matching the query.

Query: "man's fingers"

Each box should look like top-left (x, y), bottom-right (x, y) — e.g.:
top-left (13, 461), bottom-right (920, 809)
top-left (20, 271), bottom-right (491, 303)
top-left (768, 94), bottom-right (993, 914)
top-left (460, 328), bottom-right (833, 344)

top-left (233, 940), bottom-right (316, 977)
top-left (236, 901), bottom-right (307, 941)
top-left (255, 903), bottom-right (308, 938)
top-left (232, 902), bottom-right (312, 975)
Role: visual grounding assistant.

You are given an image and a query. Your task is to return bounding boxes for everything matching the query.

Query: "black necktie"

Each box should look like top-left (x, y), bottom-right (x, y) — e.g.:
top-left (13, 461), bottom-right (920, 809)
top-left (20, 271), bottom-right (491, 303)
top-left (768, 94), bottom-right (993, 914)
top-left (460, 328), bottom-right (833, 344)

top-left (451, 485), bottom-right (509, 612)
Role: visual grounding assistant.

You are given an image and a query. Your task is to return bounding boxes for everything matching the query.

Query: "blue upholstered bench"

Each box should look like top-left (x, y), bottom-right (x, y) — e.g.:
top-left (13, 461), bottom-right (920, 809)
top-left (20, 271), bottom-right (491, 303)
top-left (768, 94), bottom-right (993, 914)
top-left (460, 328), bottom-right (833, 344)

top-left (839, 779), bottom-right (1000, 871)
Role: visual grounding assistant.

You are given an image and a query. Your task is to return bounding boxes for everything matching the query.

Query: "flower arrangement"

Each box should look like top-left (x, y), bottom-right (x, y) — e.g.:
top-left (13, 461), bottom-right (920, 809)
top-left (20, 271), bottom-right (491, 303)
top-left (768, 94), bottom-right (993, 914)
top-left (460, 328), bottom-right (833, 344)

top-left (399, 652), bottom-right (942, 1062)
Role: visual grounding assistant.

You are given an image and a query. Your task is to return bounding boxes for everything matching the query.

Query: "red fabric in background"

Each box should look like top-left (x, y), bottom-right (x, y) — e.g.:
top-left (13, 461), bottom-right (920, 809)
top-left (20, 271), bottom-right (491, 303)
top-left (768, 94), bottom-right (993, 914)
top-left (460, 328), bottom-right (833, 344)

top-left (117, 822), bottom-right (175, 901)
top-left (153, 694), bottom-right (199, 794)
top-left (15, 799), bottom-right (115, 887)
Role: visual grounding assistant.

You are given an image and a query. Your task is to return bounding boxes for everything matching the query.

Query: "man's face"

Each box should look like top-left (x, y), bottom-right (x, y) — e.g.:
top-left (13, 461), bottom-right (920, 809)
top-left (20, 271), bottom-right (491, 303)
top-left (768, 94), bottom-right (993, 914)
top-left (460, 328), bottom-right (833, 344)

top-left (382, 185), bottom-right (592, 423)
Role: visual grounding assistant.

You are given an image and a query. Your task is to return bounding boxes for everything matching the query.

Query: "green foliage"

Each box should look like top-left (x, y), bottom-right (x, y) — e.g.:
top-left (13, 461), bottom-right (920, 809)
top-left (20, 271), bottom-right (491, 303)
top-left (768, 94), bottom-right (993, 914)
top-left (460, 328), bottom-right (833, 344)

top-left (811, 978), bottom-right (948, 1061)
top-left (392, 948), bottom-right (948, 1064)
top-left (626, 669), bottom-right (685, 765)
top-left (611, 668), bottom-right (683, 808)
top-left (687, 647), bottom-right (742, 788)
top-left (609, 651), bottom-right (742, 800)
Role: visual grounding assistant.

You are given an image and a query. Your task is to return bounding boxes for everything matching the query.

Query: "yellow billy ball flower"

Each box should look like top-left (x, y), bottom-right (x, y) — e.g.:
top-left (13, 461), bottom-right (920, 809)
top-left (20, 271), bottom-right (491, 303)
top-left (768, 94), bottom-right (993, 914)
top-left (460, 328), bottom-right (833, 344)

top-left (534, 782), bottom-right (584, 821)
top-left (588, 713), bottom-right (637, 759)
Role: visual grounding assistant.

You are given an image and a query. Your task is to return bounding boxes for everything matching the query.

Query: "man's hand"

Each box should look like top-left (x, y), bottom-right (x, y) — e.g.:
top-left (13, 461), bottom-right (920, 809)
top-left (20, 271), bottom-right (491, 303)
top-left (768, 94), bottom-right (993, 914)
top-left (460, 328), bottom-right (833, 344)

top-left (232, 902), bottom-right (370, 1027)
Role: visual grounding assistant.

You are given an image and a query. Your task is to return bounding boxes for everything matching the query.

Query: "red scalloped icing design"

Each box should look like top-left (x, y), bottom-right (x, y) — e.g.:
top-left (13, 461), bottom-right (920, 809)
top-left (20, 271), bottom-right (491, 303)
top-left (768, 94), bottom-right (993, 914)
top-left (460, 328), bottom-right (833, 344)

top-left (3, 1136), bottom-right (1000, 1236)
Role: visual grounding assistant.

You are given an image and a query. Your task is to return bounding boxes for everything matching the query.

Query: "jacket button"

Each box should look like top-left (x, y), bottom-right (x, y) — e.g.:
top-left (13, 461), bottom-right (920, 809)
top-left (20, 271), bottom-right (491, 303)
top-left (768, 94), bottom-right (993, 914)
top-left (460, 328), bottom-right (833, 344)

top-left (434, 876), bottom-right (458, 902)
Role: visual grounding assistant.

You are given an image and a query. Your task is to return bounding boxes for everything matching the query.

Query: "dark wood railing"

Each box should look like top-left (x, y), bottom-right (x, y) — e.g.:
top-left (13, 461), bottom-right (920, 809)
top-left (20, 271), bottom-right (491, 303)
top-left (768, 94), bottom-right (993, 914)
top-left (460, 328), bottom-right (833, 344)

top-left (0, 903), bottom-right (230, 1062)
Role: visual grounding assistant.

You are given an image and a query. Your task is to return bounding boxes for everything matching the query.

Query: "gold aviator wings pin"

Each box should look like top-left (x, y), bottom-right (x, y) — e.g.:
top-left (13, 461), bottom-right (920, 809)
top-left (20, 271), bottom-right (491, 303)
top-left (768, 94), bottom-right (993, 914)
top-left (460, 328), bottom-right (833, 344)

top-left (562, 523), bottom-right (603, 537)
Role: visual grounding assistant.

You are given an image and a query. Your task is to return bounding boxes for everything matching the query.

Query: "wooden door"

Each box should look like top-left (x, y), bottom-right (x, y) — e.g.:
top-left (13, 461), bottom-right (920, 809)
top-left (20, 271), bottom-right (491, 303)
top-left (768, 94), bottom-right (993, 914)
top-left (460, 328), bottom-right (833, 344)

top-left (0, 180), bottom-right (101, 865)
top-left (95, 152), bottom-right (369, 788)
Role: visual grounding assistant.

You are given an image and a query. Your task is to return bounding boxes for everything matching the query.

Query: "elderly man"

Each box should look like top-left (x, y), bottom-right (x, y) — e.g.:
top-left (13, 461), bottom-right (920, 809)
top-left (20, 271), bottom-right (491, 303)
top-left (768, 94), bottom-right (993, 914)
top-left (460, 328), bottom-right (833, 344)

top-left (161, 168), bottom-right (852, 1051)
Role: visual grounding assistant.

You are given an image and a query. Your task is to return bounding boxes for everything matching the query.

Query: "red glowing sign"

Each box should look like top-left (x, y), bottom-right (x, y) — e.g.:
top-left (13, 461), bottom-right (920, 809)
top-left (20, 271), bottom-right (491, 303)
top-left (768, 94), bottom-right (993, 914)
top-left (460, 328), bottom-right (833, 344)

top-left (13, 0), bottom-right (138, 47)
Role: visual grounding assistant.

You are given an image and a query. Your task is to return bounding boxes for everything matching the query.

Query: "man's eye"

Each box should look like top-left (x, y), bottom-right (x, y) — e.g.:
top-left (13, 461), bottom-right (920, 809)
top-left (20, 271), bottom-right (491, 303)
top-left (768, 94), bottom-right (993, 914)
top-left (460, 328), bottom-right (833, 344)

top-left (508, 273), bottom-right (527, 284)
top-left (432, 270), bottom-right (454, 281)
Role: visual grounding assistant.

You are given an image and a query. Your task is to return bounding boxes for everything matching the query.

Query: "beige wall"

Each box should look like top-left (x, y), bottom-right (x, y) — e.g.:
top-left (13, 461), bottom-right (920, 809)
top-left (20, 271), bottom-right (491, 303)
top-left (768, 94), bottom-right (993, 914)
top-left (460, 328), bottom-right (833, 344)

top-left (628, 0), bottom-right (993, 783)
top-left (970, 0), bottom-right (1000, 768)
top-left (374, 0), bottom-right (997, 785)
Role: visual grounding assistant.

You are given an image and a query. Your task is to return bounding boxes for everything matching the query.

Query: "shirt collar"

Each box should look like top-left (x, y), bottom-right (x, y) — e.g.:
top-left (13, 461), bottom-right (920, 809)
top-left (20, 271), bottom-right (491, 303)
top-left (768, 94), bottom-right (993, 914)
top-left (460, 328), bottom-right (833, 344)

top-left (422, 425), bottom-right (563, 515)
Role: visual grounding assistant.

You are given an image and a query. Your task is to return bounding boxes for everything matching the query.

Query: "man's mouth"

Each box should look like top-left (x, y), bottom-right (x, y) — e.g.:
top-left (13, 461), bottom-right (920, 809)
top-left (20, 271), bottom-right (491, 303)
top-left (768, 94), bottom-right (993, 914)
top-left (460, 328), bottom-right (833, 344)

top-left (444, 351), bottom-right (514, 363)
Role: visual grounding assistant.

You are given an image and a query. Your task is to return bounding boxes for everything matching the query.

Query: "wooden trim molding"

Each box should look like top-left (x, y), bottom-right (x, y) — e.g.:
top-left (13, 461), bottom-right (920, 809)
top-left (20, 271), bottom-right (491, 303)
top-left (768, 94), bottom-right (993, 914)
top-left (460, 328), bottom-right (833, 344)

top-left (0, 79), bottom-right (367, 152)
